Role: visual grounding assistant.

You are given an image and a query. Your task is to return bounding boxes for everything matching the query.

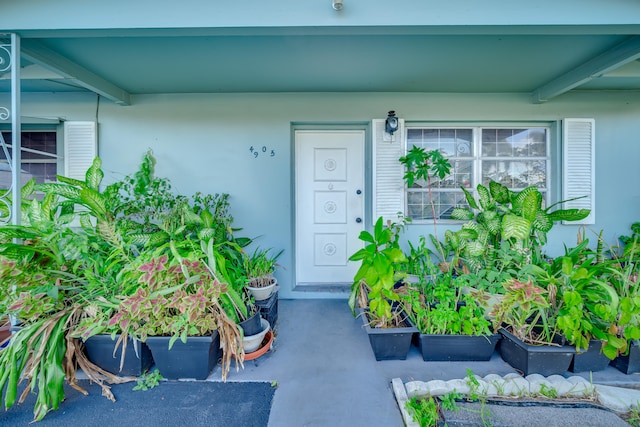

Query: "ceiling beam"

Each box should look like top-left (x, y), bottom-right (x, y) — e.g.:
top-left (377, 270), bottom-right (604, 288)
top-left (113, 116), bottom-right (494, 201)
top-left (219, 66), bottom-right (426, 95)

top-left (20, 39), bottom-right (131, 106)
top-left (531, 35), bottom-right (640, 103)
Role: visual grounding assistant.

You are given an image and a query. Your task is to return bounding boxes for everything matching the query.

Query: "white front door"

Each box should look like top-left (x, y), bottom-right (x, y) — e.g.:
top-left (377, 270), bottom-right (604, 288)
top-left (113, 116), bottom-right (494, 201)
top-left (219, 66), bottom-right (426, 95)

top-left (295, 130), bottom-right (365, 287)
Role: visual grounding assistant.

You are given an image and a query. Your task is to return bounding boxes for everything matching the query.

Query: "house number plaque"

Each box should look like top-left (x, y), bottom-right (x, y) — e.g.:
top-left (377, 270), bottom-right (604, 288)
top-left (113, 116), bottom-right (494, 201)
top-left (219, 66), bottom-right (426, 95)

top-left (249, 145), bottom-right (276, 159)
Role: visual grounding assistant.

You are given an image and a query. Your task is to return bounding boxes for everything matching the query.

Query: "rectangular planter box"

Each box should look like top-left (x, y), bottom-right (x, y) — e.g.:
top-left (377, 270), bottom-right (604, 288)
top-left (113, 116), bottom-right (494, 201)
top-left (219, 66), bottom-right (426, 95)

top-left (84, 334), bottom-right (154, 376)
top-left (610, 340), bottom-right (640, 374)
top-left (498, 328), bottom-right (575, 376)
top-left (358, 309), bottom-right (417, 361)
top-left (256, 290), bottom-right (278, 330)
top-left (570, 339), bottom-right (611, 373)
top-left (417, 333), bottom-right (501, 361)
top-left (145, 332), bottom-right (221, 380)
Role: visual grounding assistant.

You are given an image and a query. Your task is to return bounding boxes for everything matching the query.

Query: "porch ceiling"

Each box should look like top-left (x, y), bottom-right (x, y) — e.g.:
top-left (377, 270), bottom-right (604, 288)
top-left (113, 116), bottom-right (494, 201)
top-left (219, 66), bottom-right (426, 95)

top-left (2, 29), bottom-right (640, 105)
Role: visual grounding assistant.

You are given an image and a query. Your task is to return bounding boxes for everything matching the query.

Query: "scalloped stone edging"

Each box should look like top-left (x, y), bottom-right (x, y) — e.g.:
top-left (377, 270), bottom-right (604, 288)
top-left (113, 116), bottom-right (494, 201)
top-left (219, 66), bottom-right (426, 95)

top-left (393, 374), bottom-right (640, 427)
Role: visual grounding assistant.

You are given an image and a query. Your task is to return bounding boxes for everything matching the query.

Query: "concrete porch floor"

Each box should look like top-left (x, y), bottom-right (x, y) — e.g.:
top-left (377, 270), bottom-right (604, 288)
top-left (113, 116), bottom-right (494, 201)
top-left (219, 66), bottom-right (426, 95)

top-left (210, 299), bottom-right (640, 427)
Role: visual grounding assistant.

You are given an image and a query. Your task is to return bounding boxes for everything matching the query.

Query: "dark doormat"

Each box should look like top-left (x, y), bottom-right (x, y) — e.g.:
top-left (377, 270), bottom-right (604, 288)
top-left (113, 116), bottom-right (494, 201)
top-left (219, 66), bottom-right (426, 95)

top-left (0, 380), bottom-right (276, 427)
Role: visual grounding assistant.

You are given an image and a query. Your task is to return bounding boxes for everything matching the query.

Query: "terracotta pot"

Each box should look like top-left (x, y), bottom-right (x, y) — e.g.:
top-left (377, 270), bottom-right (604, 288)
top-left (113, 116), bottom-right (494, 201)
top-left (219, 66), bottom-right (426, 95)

top-left (245, 330), bottom-right (274, 361)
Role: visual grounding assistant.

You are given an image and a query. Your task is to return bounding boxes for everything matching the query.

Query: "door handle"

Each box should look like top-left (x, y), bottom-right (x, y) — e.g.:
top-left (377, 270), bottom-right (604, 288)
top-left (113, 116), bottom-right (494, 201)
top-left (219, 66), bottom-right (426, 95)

top-left (356, 189), bottom-right (362, 195)
top-left (356, 217), bottom-right (362, 223)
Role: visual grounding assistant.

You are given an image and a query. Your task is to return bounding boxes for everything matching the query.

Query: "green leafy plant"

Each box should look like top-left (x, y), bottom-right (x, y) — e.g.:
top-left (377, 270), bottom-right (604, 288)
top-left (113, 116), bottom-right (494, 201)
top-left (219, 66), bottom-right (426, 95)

top-left (0, 150), bottom-right (255, 421)
top-left (619, 222), bottom-right (640, 263)
top-left (490, 278), bottom-right (556, 344)
top-left (524, 237), bottom-right (622, 355)
top-left (244, 247), bottom-right (283, 288)
top-left (625, 404), bottom-right (640, 427)
top-left (348, 216), bottom-right (407, 327)
top-left (450, 181), bottom-right (590, 273)
top-left (403, 274), bottom-right (492, 336)
top-left (399, 146), bottom-right (452, 260)
top-left (605, 248), bottom-right (640, 359)
top-left (108, 244), bottom-right (244, 376)
top-left (405, 395), bottom-right (440, 427)
top-left (133, 369), bottom-right (163, 391)
top-left (539, 383), bottom-right (558, 399)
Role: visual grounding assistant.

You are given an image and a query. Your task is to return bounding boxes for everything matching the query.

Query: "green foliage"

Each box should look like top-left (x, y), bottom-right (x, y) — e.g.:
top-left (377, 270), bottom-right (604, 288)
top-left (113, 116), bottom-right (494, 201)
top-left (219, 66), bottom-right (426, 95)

top-left (348, 216), bottom-right (407, 327)
top-left (399, 147), bottom-right (452, 259)
top-left (133, 369), bottom-right (163, 391)
top-left (399, 146), bottom-right (452, 187)
top-left (451, 181), bottom-right (590, 275)
top-left (539, 383), bottom-right (558, 399)
top-left (625, 405), bottom-right (640, 427)
top-left (0, 149), bottom-right (255, 421)
top-left (619, 222), bottom-right (640, 262)
top-left (406, 395), bottom-right (440, 427)
top-left (0, 311), bottom-right (71, 421)
top-left (403, 275), bottom-right (492, 336)
top-left (524, 237), bottom-right (622, 355)
top-left (490, 278), bottom-right (555, 344)
top-left (244, 247), bottom-right (283, 287)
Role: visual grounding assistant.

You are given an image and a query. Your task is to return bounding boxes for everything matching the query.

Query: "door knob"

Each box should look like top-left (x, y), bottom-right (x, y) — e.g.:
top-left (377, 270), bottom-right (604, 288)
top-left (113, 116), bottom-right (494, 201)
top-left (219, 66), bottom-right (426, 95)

top-left (356, 217), bottom-right (362, 223)
top-left (356, 189), bottom-right (362, 195)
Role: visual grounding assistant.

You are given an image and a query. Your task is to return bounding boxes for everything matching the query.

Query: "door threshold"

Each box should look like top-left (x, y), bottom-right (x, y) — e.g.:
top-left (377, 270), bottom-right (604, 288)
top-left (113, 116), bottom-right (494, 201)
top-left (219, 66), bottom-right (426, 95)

top-left (293, 284), bottom-right (351, 293)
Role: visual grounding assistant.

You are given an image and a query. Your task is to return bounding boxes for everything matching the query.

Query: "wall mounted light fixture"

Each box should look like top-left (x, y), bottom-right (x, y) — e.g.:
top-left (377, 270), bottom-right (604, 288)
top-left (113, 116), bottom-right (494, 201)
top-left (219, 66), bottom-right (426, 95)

top-left (332, 0), bottom-right (343, 10)
top-left (385, 110), bottom-right (399, 135)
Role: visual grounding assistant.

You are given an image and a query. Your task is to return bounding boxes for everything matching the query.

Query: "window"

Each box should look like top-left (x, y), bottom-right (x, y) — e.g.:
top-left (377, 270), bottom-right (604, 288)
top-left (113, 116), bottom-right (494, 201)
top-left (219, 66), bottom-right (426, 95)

top-left (0, 130), bottom-right (59, 190)
top-left (404, 125), bottom-right (550, 222)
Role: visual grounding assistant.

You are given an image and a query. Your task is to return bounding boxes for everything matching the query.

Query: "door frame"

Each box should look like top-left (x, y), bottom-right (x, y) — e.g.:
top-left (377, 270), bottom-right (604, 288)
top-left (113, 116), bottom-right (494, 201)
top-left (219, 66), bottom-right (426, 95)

top-left (291, 123), bottom-right (371, 294)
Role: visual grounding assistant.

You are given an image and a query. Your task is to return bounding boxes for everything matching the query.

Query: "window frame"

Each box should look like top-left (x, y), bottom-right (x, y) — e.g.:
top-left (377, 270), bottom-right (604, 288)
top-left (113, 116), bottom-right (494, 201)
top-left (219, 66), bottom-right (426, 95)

top-left (0, 125), bottom-right (63, 188)
top-left (403, 121), bottom-right (553, 224)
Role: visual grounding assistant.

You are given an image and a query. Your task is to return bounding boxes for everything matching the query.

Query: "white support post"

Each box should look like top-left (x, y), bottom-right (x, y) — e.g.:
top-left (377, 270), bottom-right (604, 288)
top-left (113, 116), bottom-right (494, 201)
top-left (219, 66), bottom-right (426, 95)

top-left (10, 33), bottom-right (20, 226)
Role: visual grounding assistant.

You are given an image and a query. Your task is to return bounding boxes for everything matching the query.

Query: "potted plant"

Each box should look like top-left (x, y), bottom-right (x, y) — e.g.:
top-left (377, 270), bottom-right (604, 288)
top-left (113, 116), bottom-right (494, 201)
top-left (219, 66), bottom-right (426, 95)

top-left (606, 230), bottom-right (640, 374)
top-left (524, 235), bottom-right (622, 372)
top-left (450, 181), bottom-right (590, 277)
top-left (244, 247), bottom-right (282, 301)
top-left (0, 151), bottom-right (259, 421)
top-left (0, 159), bottom-right (139, 422)
top-left (402, 270), bottom-right (500, 361)
top-left (348, 216), bottom-right (417, 361)
top-left (490, 278), bottom-right (576, 375)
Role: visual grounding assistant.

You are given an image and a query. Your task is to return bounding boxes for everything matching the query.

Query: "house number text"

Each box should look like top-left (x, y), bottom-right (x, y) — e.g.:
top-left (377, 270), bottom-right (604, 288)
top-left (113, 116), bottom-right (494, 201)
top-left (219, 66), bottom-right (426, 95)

top-left (249, 146), bottom-right (275, 159)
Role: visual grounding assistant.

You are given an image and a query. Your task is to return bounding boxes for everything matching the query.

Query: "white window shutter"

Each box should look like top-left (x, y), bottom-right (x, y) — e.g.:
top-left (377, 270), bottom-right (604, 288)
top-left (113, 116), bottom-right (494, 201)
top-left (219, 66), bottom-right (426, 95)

top-left (64, 121), bottom-right (97, 181)
top-left (372, 118), bottom-right (405, 223)
top-left (562, 118), bottom-right (595, 224)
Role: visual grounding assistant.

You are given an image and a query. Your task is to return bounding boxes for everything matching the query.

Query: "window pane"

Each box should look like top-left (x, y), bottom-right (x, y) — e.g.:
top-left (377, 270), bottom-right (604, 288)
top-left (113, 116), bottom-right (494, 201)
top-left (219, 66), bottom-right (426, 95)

top-left (448, 159), bottom-right (473, 189)
top-left (482, 160), bottom-right (547, 189)
top-left (0, 131), bottom-right (58, 189)
top-left (408, 128), bottom-right (473, 157)
top-left (407, 190), bottom-right (468, 220)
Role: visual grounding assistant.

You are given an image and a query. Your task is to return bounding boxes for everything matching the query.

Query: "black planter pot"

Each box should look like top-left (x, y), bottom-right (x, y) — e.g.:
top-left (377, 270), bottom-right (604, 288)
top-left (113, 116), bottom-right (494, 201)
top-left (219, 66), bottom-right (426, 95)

top-left (611, 340), bottom-right (640, 374)
top-left (83, 334), bottom-right (154, 376)
top-left (145, 332), bottom-right (221, 380)
top-left (255, 291), bottom-right (278, 330)
top-left (239, 311), bottom-right (263, 336)
top-left (498, 327), bottom-right (576, 376)
top-left (417, 333), bottom-right (501, 361)
top-left (358, 309), bottom-right (417, 361)
top-left (570, 339), bottom-right (610, 373)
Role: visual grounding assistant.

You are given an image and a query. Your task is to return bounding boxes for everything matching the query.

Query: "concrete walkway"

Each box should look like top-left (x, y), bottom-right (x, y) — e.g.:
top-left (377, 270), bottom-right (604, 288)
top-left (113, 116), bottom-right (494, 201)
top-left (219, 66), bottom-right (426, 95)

top-left (210, 299), bottom-right (640, 426)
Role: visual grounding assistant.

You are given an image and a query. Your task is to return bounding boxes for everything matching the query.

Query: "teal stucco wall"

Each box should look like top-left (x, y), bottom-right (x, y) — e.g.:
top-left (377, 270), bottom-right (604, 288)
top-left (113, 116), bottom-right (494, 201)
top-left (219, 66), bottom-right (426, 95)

top-left (1, 90), bottom-right (639, 298)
